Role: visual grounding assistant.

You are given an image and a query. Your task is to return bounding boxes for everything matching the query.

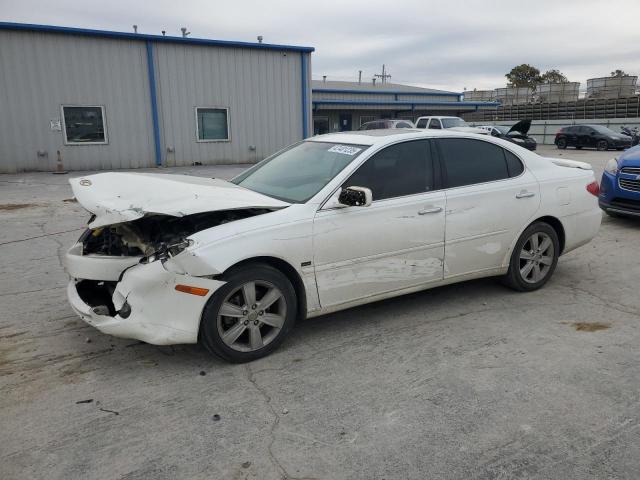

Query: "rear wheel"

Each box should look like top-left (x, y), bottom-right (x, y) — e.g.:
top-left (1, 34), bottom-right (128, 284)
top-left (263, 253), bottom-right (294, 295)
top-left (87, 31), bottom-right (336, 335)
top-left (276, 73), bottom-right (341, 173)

top-left (502, 222), bottom-right (560, 292)
top-left (556, 138), bottom-right (567, 149)
top-left (200, 264), bottom-right (297, 363)
top-left (596, 140), bottom-right (608, 151)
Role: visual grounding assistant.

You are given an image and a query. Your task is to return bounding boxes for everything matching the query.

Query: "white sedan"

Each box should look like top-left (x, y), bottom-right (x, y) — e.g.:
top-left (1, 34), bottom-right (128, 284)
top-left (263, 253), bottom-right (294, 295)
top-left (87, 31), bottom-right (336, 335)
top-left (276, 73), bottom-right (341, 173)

top-left (65, 130), bottom-right (601, 362)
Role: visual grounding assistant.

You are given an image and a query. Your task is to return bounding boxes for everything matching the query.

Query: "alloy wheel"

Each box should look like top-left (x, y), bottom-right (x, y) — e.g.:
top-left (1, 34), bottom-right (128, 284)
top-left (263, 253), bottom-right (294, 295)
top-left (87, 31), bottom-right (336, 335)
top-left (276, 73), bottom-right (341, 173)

top-left (216, 280), bottom-right (286, 352)
top-left (519, 232), bottom-right (555, 284)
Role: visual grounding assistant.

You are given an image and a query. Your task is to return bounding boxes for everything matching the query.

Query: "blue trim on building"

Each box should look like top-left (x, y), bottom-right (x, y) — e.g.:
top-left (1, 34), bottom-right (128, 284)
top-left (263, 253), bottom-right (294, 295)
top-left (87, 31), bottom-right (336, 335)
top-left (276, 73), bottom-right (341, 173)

top-left (145, 41), bottom-right (162, 166)
top-left (301, 53), bottom-right (309, 138)
top-left (0, 22), bottom-right (315, 53)
top-left (312, 88), bottom-right (461, 97)
top-left (312, 100), bottom-right (499, 107)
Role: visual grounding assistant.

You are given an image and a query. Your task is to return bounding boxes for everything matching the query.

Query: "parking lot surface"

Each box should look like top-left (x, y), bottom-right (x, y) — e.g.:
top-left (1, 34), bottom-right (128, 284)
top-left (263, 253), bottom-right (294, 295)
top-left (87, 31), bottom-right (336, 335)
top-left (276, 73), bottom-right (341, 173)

top-left (1, 145), bottom-right (639, 480)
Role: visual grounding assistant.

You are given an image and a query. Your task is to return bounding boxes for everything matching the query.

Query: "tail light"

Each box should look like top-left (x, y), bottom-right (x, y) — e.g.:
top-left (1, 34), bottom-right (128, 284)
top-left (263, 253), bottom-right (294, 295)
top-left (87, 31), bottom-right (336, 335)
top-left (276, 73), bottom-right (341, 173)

top-left (586, 181), bottom-right (600, 197)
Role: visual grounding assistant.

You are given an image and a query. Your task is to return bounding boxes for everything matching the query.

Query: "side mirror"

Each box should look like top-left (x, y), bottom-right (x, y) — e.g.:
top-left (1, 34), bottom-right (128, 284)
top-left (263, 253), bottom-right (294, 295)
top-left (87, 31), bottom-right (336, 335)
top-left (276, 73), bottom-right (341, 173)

top-left (338, 186), bottom-right (373, 207)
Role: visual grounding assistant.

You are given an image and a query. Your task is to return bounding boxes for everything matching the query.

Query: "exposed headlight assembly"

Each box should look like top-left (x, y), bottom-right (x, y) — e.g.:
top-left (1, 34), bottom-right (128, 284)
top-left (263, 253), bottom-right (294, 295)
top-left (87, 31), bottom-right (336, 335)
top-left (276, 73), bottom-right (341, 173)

top-left (605, 158), bottom-right (619, 175)
top-left (141, 239), bottom-right (193, 264)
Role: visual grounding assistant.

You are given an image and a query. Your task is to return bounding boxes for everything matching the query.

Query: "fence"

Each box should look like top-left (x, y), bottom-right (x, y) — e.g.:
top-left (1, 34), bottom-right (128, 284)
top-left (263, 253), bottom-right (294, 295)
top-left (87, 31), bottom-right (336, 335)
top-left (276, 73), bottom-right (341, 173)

top-left (467, 118), bottom-right (640, 145)
top-left (463, 96), bottom-right (640, 122)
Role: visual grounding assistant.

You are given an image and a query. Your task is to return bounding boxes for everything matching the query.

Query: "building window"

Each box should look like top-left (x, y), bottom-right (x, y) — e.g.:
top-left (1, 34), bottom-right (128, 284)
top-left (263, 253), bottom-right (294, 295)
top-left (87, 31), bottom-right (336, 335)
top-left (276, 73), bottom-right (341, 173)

top-left (196, 107), bottom-right (230, 142)
top-left (313, 117), bottom-right (329, 135)
top-left (61, 106), bottom-right (107, 145)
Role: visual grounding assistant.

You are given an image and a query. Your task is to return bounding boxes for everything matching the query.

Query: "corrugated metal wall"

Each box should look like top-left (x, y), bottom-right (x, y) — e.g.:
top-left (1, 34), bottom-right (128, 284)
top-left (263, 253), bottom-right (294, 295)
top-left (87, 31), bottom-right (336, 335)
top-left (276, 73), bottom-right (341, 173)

top-left (153, 43), bottom-right (305, 166)
top-left (0, 29), bottom-right (312, 173)
top-left (0, 30), bottom-right (155, 172)
top-left (313, 91), bottom-right (459, 103)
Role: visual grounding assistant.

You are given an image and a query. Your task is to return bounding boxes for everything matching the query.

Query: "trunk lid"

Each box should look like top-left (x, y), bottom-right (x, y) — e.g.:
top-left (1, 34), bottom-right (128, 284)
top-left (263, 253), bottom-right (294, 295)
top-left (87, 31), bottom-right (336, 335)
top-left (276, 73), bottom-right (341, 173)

top-left (70, 172), bottom-right (289, 228)
top-left (507, 119), bottom-right (532, 135)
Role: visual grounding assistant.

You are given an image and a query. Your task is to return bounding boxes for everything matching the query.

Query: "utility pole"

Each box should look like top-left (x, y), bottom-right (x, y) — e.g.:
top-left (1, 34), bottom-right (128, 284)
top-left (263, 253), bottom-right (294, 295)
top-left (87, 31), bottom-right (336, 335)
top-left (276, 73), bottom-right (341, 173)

top-left (374, 64), bottom-right (391, 85)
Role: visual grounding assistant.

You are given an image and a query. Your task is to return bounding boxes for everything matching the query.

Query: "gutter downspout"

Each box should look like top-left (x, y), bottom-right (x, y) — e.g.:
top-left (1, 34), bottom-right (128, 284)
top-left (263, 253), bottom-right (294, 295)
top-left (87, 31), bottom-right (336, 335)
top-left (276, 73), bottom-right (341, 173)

top-left (301, 52), bottom-right (309, 138)
top-left (145, 41), bottom-right (162, 166)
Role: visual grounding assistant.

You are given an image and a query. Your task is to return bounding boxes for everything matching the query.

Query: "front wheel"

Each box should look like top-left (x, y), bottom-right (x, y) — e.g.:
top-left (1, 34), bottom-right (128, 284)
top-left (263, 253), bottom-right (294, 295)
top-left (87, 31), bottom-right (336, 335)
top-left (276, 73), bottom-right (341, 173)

top-left (200, 264), bottom-right (297, 363)
top-left (502, 222), bottom-right (560, 292)
top-left (596, 140), bottom-right (608, 151)
top-left (556, 138), bottom-right (567, 149)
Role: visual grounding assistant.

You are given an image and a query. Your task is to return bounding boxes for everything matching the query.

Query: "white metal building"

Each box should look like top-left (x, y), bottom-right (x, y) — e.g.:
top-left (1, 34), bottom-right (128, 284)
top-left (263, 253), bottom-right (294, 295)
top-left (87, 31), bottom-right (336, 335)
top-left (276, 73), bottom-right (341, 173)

top-left (0, 23), bottom-right (313, 173)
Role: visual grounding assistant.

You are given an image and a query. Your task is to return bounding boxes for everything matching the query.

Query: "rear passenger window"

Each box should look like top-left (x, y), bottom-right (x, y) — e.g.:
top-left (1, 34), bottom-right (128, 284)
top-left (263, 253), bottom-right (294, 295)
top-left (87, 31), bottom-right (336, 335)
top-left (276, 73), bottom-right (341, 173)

top-left (345, 140), bottom-right (434, 201)
top-left (438, 138), bottom-right (510, 188)
top-left (505, 150), bottom-right (524, 177)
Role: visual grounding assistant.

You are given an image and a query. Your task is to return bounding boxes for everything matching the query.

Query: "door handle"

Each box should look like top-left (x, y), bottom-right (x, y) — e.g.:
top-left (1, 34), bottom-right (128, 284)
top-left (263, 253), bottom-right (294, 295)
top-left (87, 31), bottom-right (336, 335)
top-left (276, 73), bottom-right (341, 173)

top-left (516, 190), bottom-right (535, 199)
top-left (418, 206), bottom-right (443, 215)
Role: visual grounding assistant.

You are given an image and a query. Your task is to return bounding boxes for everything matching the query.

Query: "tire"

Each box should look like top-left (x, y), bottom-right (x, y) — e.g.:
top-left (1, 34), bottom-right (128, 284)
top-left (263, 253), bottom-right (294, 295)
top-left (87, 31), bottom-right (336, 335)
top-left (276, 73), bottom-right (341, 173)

top-left (502, 222), bottom-right (560, 292)
top-left (556, 138), bottom-right (567, 149)
top-left (199, 263), bottom-right (297, 363)
top-left (575, 146), bottom-right (583, 150)
top-left (596, 140), bottom-right (608, 151)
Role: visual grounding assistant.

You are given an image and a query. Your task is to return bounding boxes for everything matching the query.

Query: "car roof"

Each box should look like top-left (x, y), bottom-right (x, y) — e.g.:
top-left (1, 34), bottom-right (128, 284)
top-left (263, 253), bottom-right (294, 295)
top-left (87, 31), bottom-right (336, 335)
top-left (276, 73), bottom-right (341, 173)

top-left (308, 128), bottom-right (463, 146)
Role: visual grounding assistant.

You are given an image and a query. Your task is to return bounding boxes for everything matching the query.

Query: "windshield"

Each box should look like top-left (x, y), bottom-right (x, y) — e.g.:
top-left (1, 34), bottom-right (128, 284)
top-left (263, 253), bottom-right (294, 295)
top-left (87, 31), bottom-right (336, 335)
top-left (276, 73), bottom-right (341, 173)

top-left (442, 117), bottom-right (467, 128)
top-left (232, 141), bottom-right (369, 203)
top-left (590, 125), bottom-right (617, 135)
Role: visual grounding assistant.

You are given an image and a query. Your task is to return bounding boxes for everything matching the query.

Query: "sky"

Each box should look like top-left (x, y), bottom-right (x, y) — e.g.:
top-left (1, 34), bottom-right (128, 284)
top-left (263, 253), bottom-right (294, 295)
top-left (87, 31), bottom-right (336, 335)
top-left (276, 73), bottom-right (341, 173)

top-left (2, 0), bottom-right (639, 92)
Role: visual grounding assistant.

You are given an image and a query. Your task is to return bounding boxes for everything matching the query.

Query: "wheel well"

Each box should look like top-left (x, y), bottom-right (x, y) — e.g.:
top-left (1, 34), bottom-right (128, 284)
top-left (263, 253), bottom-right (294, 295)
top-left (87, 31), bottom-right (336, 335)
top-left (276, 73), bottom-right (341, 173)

top-left (533, 216), bottom-right (565, 254)
top-left (222, 256), bottom-right (307, 321)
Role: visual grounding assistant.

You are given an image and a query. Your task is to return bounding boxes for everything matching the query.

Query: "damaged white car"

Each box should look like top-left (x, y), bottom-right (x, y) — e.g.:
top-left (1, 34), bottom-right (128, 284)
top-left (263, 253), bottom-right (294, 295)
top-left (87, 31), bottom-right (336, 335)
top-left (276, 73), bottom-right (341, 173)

top-left (66, 130), bottom-right (601, 362)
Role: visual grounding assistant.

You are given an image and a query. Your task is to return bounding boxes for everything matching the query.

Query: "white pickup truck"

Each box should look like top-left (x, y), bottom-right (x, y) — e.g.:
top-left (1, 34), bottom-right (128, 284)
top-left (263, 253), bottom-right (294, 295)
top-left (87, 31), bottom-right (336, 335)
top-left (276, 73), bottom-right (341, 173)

top-left (415, 116), bottom-right (487, 135)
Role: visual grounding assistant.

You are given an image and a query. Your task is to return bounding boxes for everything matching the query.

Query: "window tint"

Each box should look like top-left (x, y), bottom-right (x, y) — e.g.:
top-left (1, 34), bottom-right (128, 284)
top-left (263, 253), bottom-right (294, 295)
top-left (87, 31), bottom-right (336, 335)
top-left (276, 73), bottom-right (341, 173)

top-left (505, 150), bottom-right (524, 177)
top-left (345, 140), bottom-right (433, 201)
top-left (397, 122), bottom-right (412, 128)
top-left (416, 118), bottom-right (428, 128)
top-left (62, 106), bottom-right (107, 144)
top-left (438, 138), bottom-right (510, 188)
top-left (429, 119), bottom-right (442, 129)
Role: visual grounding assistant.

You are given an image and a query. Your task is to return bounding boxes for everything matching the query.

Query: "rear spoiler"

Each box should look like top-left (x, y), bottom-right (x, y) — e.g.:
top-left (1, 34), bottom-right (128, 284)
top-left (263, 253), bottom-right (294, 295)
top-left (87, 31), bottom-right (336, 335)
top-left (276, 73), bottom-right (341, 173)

top-left (547, 157), bottom-right (592, 170)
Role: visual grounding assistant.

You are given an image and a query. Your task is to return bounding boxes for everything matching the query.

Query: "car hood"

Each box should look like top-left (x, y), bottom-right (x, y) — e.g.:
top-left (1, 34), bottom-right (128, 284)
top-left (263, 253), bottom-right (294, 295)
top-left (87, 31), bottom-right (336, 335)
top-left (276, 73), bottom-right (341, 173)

top-left (449, 126), bottom-right (488, 135)
top-left (70, 172), bottom-right (290, 228)
top-left (508, 119), bottom-right (532, 135)
top-left (618, 145), bottom-right (640, 167)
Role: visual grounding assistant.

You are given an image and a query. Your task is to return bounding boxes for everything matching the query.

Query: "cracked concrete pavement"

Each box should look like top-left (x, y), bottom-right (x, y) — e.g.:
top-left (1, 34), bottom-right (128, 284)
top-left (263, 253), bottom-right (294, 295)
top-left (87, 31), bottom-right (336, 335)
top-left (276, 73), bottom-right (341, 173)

top-left (1, 146), bottom-right (639, 479)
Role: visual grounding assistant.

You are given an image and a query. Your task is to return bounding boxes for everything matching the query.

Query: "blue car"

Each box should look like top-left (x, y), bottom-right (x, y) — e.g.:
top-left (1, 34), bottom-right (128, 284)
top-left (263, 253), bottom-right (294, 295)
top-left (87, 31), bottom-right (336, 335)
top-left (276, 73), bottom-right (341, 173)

top-left (599, 145), bottom-right (640, 218)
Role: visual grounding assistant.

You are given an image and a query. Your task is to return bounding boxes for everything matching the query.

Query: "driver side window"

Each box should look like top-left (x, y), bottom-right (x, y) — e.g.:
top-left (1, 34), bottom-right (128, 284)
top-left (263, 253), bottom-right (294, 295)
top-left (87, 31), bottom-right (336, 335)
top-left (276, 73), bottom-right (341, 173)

top-left (344, 140), bottom-right (434, 201)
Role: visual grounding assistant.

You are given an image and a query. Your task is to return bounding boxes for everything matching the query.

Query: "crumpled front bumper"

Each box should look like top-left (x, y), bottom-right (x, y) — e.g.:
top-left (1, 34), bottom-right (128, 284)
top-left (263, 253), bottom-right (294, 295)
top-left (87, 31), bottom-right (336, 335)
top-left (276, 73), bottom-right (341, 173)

top-left (67, 259), bottom-right (226, 345)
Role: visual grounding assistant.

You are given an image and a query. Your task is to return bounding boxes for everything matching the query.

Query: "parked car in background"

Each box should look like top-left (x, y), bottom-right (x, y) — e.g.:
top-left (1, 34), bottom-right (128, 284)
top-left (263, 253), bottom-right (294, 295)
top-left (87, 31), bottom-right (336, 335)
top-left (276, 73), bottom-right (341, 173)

top-left (358, 119), bottom-right (415, 130)
top-left (477, 120), bottom-right (537, 151)
top-left (599, 145), bottom-right (640, 218)
top-left (555, 125), bottom-right (632, 151)
top-left (65, 130), bottom-right (601, 362)
top-left (415, 116), bottom-right (487, 135)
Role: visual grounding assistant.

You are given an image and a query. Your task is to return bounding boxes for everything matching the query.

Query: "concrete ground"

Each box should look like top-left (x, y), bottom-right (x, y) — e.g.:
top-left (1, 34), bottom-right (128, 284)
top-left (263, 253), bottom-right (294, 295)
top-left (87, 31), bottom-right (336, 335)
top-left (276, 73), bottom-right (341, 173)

top-left (1, 145), bottom-right (639, 480)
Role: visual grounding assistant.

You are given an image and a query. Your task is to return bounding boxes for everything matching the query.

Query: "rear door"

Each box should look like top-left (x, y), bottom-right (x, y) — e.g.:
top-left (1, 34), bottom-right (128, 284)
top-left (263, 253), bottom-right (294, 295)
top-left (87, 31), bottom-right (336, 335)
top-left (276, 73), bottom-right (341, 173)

top-left (436, 138), bottom-right (540, 277)
top-left (566, 126), bottom-right (579, 147)
top-left (313, 139), bottom-right (445, 308)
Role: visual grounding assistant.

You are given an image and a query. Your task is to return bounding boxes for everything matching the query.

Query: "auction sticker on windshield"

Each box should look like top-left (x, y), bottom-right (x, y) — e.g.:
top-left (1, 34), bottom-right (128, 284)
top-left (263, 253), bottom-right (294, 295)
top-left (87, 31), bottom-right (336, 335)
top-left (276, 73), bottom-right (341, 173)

top-left (328, 145), bottom-right (362, 155)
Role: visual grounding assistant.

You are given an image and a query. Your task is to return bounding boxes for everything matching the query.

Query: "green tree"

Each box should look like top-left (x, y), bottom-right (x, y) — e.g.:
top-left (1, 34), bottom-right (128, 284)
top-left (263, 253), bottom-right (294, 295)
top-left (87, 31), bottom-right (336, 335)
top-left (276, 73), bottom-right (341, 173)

top-left (610, 69), bottom-right (629, 77)
top-left (505, 64), bottom-right (541, 88)
top-left (540, 69), bottom-right (568, 83)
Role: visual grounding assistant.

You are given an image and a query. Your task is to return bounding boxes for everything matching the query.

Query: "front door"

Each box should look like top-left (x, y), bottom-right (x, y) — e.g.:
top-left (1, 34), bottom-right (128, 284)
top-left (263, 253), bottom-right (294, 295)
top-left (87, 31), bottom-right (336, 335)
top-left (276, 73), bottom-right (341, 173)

top-left (313, 139), bottom-right (445, 308)
top-left (436, 138), bottom-right (540, 277)
top-left (339, 113), bottom-right (352, 132)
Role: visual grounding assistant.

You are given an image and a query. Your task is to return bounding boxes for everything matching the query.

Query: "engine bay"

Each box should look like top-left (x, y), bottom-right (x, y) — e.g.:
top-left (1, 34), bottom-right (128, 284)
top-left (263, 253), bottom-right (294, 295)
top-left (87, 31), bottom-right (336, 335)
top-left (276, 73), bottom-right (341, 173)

top-left (81, 208), bottom-right (272, 257)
